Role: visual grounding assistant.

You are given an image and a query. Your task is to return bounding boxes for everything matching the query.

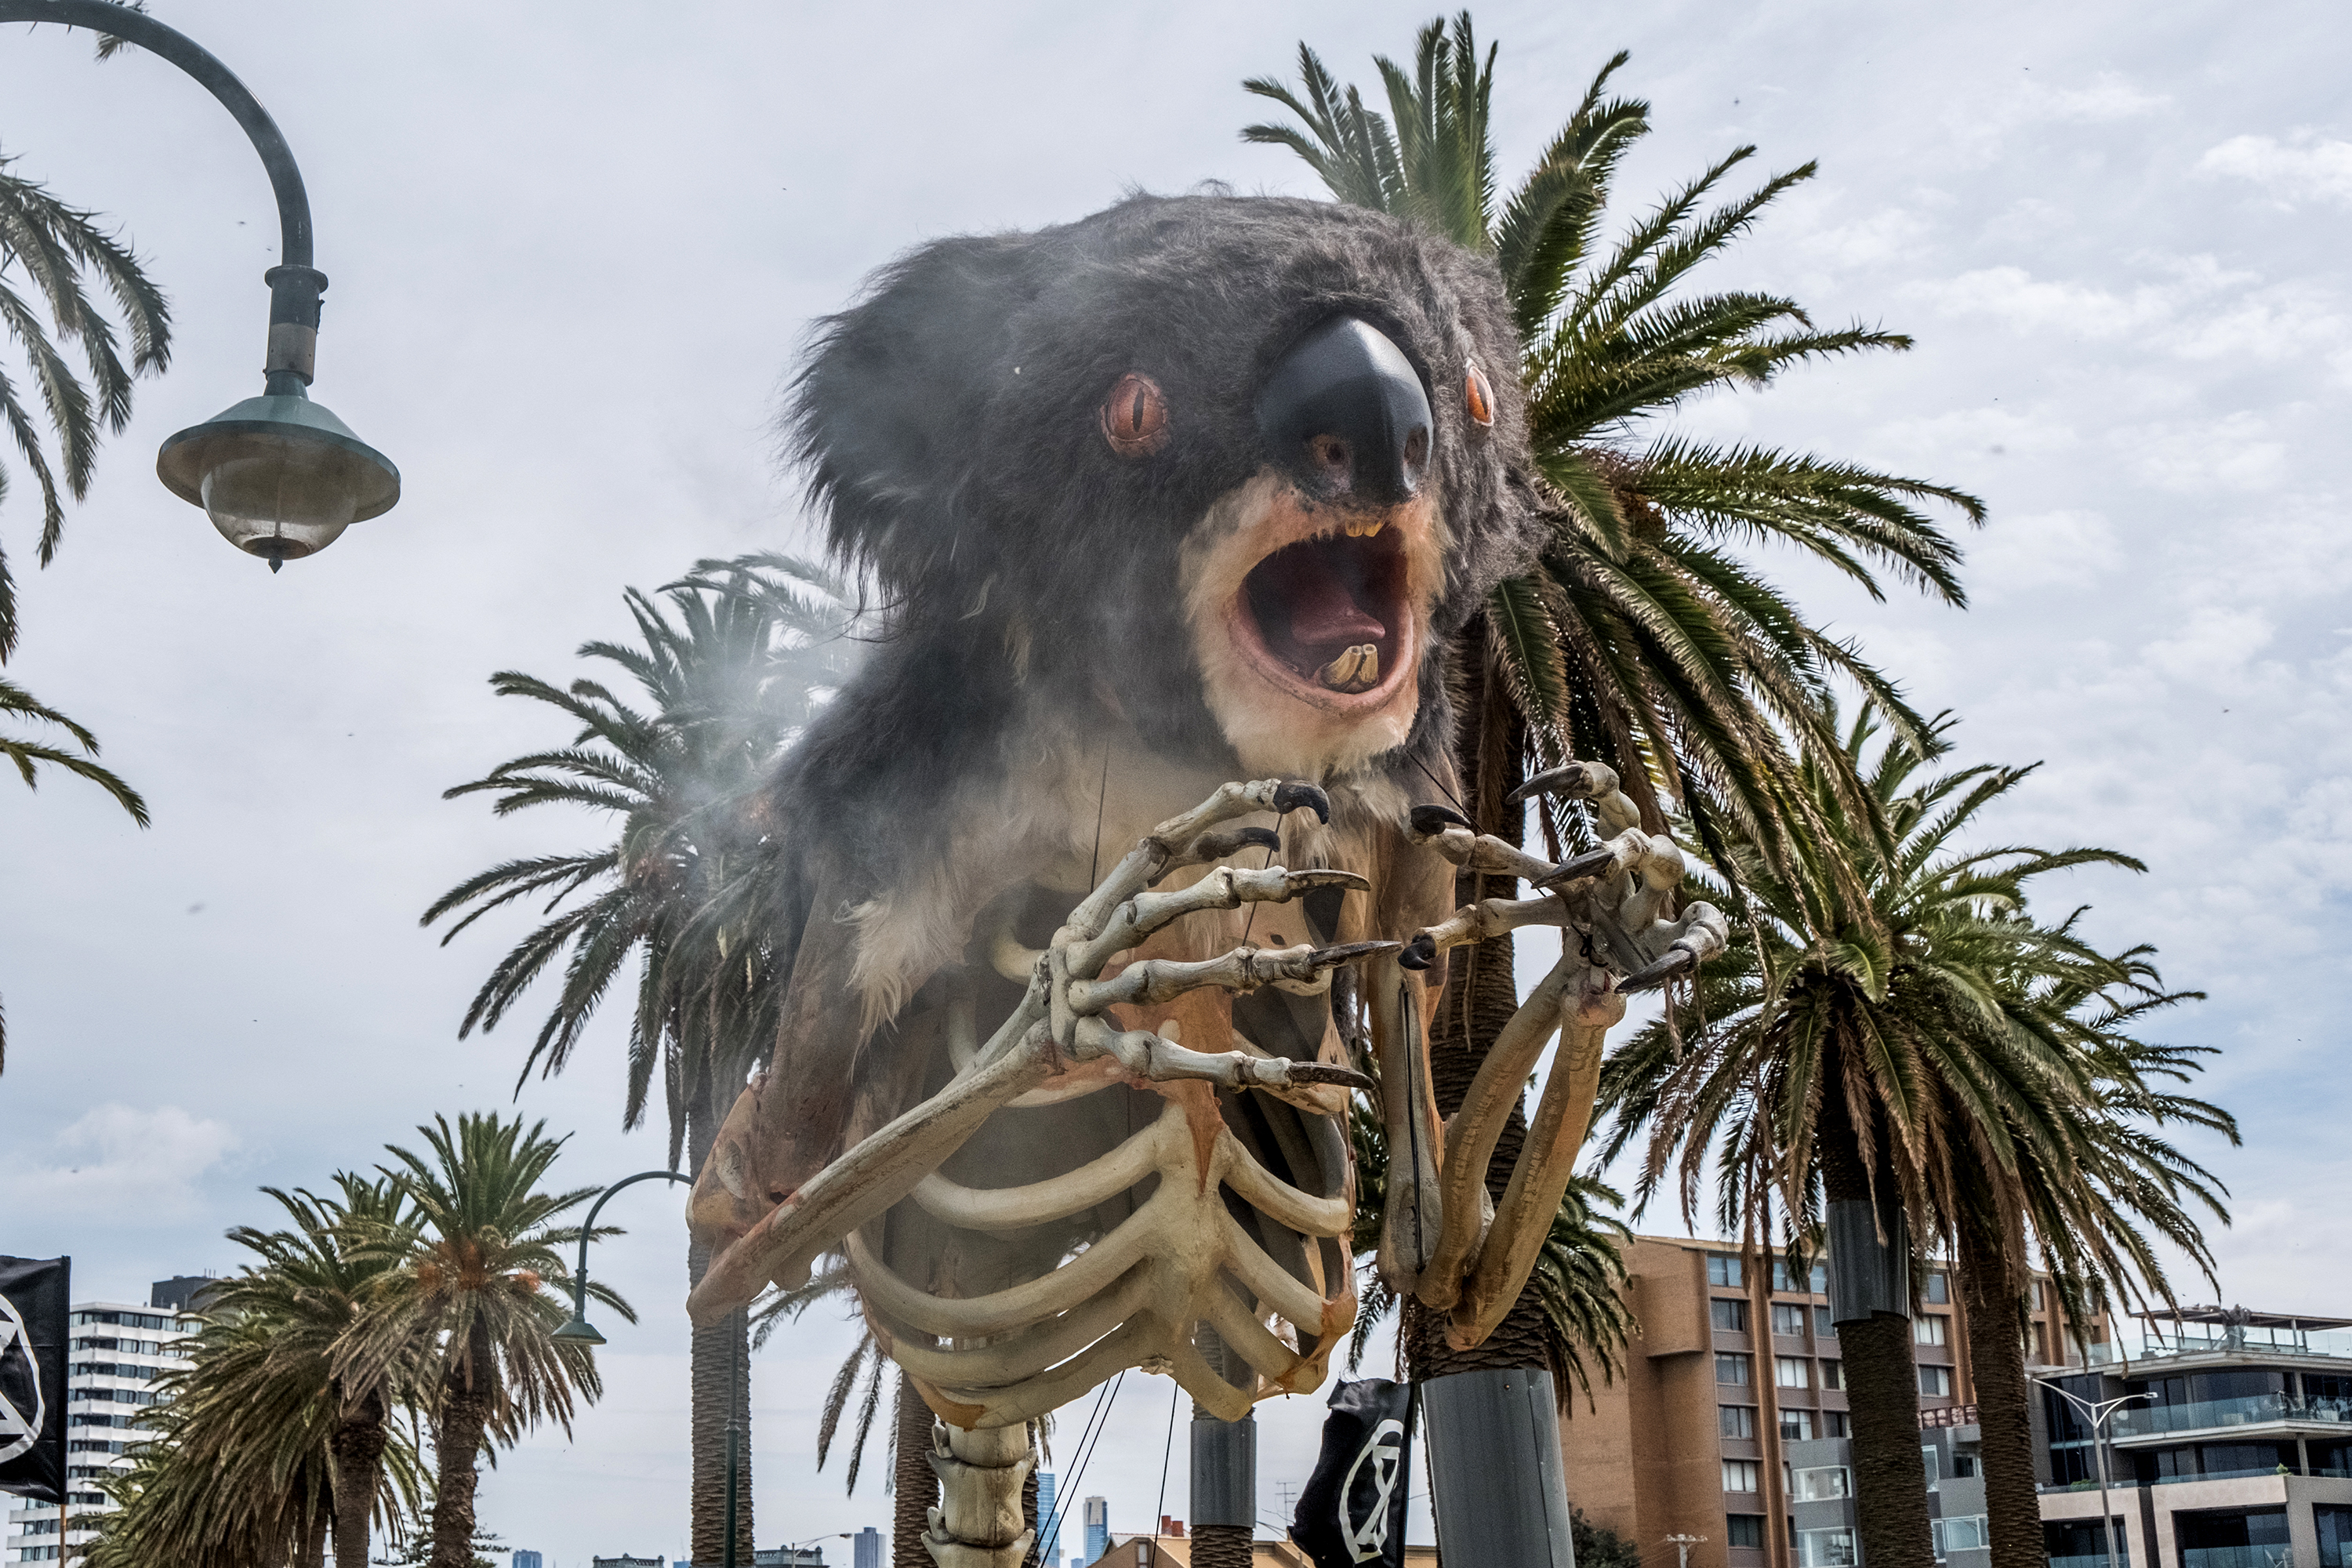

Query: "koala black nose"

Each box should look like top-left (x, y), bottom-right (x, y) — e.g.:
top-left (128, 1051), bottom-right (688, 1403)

top-left (1255, 316), bottom-right (1433, 506)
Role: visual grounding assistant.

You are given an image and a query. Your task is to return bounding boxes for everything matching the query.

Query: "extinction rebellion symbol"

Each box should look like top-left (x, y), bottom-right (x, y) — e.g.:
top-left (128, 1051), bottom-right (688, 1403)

top-left (1340, 1417), bottom-right (1406, 1563)
top-left (0, 1292), bottom-right (42, 1465)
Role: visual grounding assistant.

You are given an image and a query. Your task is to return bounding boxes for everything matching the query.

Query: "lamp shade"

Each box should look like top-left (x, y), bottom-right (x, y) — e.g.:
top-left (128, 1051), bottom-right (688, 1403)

top-left (157, 386), bottom-right (399, 568)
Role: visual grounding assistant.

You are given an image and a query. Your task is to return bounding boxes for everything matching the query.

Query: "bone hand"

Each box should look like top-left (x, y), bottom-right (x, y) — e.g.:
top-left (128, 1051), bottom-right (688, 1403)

top-left (1614, 832), bottom-right (1688, 929)
top-left (1066, 779), bottom-right (1331, 938)
top-left (1066, 940), bottom-right (1396, 1012)
top-left (1069, 1015), bottom-right (1375, 1091)
top-left (1316, 643), bottom-right (1380, 693)
top-left (1146, 824), bottom-right (1280, 887)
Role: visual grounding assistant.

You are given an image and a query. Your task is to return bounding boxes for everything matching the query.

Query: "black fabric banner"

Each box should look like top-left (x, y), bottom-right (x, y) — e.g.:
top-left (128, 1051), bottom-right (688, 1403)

top-left (0, 1255), bottom-right (69, 1503)
top-left (1290, 1377), bottom-right (1414, 1568)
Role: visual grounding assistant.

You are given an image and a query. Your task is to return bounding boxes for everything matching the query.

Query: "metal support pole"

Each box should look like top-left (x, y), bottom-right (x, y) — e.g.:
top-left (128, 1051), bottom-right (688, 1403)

top-left (2034, 1377), bottom-right (2150, 1568)
top-left (1423, 1367), bottom-right (1577, 1568)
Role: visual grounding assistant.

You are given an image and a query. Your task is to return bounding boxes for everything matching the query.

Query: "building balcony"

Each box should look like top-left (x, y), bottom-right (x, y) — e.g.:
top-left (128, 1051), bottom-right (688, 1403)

top-left (2111, 1393), bottom-right (2352, 1443)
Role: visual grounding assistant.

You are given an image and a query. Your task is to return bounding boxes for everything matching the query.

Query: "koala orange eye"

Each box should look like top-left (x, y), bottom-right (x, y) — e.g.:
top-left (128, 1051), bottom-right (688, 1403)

top-left (1101, 372), bottom-right (1171, 458)
top-left (1465, 362), bottom-right (1495, 427)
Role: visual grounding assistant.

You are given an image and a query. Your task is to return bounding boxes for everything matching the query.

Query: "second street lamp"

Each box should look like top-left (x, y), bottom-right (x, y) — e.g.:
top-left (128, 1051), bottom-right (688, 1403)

top-left (2, 0), bottom-right (399, 569)
top-left (555, 1170), bottom-right (757, 1568)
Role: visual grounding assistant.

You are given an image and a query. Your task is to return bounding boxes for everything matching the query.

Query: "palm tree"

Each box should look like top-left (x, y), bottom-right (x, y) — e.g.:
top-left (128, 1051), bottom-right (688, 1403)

top-left (1, 673), bottom-right (147, 1075)
top-left (1951, 956), bottom-right (2236, 1568)
top-left (201, 1175), bottom-right (434, 1568)
top-left (85, 1312), bottom-right (337, 1568)
top-left (0, 150), bottom-right (172, 661)
top-left (423, 554), bottom-right (858, 1566)
top-left (339, 1112), bottom-right (628, 1568)
top-left (1241, 7), bottom-right (1983, 1417)
top-left (1595, 706), bottom-right (2219, 1568)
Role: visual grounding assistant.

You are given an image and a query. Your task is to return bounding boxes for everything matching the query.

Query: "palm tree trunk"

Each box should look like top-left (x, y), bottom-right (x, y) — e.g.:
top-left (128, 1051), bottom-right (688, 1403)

top-left (1959, 1220), bottom-right (2042, 1568)
top-left (328, 1392), bottom-right (389, 1568)
top-left (895, 1372), bottom-right (938, 1568)
top-left (428, 1339), bottom-right (493, 1568)
top-left (1819, 1087), bottom-right (1934, 1568)
top-left (688, 1088), bottom-right (755, 1567)
top-left (303, 1504), bottom-right (331, 1568)
top-left (1403, 620), bottom-right (1556, 1380)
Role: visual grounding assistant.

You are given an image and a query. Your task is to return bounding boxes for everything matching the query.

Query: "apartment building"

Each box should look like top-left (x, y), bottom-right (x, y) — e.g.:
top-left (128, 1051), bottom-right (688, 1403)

top-left (2040, 1305), bottom-right (2352, 1568)
top-left (4, 1283), bottom-right (200, 1566)
top-left (1559, 1233), bottom-right (2095, 1568)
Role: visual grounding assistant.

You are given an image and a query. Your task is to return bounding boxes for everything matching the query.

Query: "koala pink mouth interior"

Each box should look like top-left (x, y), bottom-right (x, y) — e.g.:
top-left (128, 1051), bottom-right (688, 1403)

top-left (1239, 521), bottom-right (1410, 699)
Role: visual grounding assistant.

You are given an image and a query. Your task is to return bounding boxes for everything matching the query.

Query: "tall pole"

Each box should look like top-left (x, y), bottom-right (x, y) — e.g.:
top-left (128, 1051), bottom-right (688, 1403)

top-left (1666, 1532), bottom-right (1707, 1568)
top-left (2034, 1377), bottom-right (2150, 1568)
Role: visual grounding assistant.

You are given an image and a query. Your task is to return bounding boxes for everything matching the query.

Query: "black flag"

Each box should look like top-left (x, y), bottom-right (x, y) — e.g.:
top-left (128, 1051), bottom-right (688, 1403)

top-left (1290, 1377), bottom-right (1413, 1568)
top-left (0, 1255), bottom-right (69, 1503)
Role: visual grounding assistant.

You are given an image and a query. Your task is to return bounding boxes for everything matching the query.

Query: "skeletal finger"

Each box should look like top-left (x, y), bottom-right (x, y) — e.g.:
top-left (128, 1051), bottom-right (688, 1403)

top-left (1067, 940), bottom-right (1396, 1012)
top-left (1508, 760), bottom-right (1642, 835)
top-left (1073, 865), bottom-right (1369, 975)
top-left (1407, 803), bottom-right (1473, 839)
top-left (1396, 894), bottom-right (1570, 972)
top-left (1069, 779), bottom-right (1330, 937)
top-left (1534, 844), bottom-right (1620, 888)
top-left (1069, 1015), bottom-right (1375, 1092)
top-left (1619, 902), bottom-right (1729, 993)
top-left (1148, 825), bottom-right (1280, 886)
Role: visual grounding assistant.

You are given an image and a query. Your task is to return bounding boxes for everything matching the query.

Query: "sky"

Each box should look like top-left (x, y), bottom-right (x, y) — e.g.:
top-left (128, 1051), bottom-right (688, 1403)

top-left (1, 0), bottom-right (2346, 1563)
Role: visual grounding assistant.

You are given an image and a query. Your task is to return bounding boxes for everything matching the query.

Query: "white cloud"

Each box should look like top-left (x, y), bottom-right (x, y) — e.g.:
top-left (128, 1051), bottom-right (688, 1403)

top-left (1905, 260), bottom-right (2347, 369)
top-left (2198, 134), bottom-right (2352, 207)
top-left (1968, 508), bottom-right (2119, 590)
top-left (2120, 411), bottom-right (2290, 494)
top-left (5, 1105), bottom-right (241, 1218)
top-left (1944, 72), bottom-right (2171, 163)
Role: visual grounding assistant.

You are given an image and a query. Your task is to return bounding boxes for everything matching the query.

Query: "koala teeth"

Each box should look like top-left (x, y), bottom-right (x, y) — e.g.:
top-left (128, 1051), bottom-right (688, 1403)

top-left (1341, 517), bottom-right (1388, 539)
top-left (1316, 644), bottom-right (1381, 693)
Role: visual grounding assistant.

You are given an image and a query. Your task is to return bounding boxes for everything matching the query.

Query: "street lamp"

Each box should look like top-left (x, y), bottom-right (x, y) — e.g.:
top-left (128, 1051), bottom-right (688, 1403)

top-left (2033, 1374), bottom-right (2152, 1568)
top-left (1664, 1533), bottom-right (1708, 1568)
top-left (783, 1534), bottom-right (851, 1565)
top-left (2, 0), bottom-right (399, 570)
top-left (550, 1171), bottom-right (760, 1568)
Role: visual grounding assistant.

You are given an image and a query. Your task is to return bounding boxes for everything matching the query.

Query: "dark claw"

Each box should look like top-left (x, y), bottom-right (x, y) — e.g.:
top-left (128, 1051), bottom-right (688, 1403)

top-left (1536, 845), bottom-right (1621, 888)
top-left (1282, 1062), bottom-right (1377, 1092)
top-left (1302, 940), bottom-right (1403, 969)
top-left (1505, 764), bottom-right (1592, 806)
top-left (1273, 780), bottom-right (1332, 823)
top-left (1398, 932), bottom-right (1439, 971)
top-left (1409, 803), bottom-right (1473, 837)
top-left (1619, 945), bottom-right (1697, 994)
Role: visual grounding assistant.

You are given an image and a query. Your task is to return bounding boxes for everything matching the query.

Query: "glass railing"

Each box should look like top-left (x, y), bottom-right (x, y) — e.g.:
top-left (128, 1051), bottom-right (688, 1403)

top-left (2050, 1553), bottom-right (2130, 1568)
top-left (2122, 1326), bottom-right (2352, 1363)
top-left (2112, 1394), bottom-right (2352, 1438)
top-left (2154, 1468), bottom-right (2302, 1486)
top-left (2180, 1547), bottom-right (2294, 1568)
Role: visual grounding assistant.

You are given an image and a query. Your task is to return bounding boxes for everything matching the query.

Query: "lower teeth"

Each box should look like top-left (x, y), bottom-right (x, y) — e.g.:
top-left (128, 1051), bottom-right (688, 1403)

top-left (1316, 644), bottom-right (1381, 693)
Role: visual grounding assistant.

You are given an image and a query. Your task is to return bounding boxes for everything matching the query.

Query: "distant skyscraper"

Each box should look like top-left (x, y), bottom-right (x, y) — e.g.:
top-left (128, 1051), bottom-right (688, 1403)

top-left (511, 1553), bottom-right (543, 1568)
top-left (1036, 1472), bottom-right (1060, 1563)
top-left (1083, 1497), bottom-right (1109, 1565)
top-left (852, 1527), bottom-right (884, 1568)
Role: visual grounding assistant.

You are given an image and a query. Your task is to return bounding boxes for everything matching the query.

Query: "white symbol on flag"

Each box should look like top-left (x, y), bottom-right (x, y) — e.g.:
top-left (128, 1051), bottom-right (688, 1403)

top-left (1340, 1416), bottom-right (1404, 1563)
top-left (0, 1294), bottom-right (44, 1465)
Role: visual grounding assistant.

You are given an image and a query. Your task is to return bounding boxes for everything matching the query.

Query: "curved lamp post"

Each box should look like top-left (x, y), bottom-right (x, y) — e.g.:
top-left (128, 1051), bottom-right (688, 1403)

top-left (552, 1171), bottom-right (758, 1568)
top-left (2033, 1374), bottom-right (2152, 1568)
top-left (1, 0), bottom-right (398, 570)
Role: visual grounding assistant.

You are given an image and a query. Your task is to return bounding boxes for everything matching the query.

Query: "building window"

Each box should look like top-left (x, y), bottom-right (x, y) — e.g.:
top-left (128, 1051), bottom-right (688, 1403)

top-left (1925, 1271), bottom-right (1950, 1305)
top-left (1708, 1254), bottom-right (1745, 1289)
top-left (2176, 1508), bottom-right (2288, 1568)
top-left (1820, 1360), bottom-right (1843, 1390)
top-left (1815, 1305), bottom-right (1838, 1338)
top-left (1717, 1353), bottom-right (1752, 1386)
top-left (1931, 1516), bottom-right (1990, 1559)
top-left (1713, 1298), bottom-right (1751, 1333)
top-left (1776, 1356), bottom-right (1811, 1389)
top-left (1822, 1410), bottom-right (1849, 1437)
top-left (1722, 1460), bottom-right (1762, 1494)
top-left (1793, 1466), bottom-right (1851, 1502)
top-left (1920, 1365), bottom-right (1954, 1397)
top-left (2314, 1506), bottom-right (2352, 1568)
top-left (1915, 1314), bottom-right (1950, 1346)
top-left (1799, 1528), bottom-right (1858, 1568)
top-left (1721, 1405), bottom-right (1758, 1439)
top-left (1923, 1445), bottom-right (1941, 1486)
top-left (1780, 1409), bottom-right (1817, 1442)
top-left (1770, 1257), bottom-right (1824, 1294)
top-left (2033, 1323), bottom-right (2053, 1364)
top-left (1728, 1516), bottom-right (1767, 1550)
top-left (1772, 1303), bottom-right (1809, 1337)
top-left (2031, 1279), bottom-right (2048, 1311)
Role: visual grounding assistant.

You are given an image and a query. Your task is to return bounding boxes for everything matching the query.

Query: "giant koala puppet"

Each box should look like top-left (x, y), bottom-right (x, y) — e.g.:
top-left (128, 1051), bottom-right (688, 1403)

top-left (683, 193), bottom-right (1720, 1565)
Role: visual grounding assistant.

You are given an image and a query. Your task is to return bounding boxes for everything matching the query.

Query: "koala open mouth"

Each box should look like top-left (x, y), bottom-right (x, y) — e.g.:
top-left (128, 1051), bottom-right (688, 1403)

top-left (1238, 516), bottom-right (1412, 699)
